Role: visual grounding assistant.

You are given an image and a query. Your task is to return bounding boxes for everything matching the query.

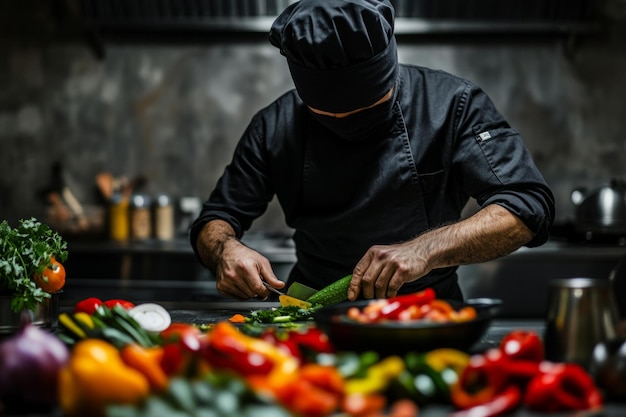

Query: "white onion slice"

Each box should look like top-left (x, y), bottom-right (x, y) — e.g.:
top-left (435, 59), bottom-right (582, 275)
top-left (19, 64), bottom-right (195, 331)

top-left (128, 303), bottom-right (172, 332)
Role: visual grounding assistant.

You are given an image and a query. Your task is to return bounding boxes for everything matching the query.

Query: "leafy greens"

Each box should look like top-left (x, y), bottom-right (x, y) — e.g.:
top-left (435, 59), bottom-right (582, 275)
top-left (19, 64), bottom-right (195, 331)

top-left (246, 304), bottom-right (322, 324)
top-left (0, 218), bottom-right (68, 313)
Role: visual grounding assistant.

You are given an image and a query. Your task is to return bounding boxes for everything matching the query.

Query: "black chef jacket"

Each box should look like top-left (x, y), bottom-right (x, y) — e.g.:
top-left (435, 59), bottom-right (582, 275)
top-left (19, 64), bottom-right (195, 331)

top-left (190, 64), bottom-right (555, 295)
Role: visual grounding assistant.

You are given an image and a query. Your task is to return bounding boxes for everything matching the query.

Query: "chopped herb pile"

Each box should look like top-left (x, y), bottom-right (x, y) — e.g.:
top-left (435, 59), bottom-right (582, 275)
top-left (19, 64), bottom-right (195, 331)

top-left (246, 304), bottom-right (322, 324)
top-left (0, 217), bottom-right (68, 313)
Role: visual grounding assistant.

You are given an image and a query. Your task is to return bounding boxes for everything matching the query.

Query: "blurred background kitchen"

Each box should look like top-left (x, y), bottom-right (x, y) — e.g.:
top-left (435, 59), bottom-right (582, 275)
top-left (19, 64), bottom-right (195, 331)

top-left (1, 0), bottom-right (625, 314)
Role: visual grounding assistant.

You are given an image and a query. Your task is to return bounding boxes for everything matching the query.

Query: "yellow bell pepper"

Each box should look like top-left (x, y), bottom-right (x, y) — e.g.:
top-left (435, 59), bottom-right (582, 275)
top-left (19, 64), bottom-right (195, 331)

top-left (345, 355), bottom-right (405, 395)
top-left (424, 348), bottom-right (470, 380)
top-left (58, 339), bottom-right (150, 417)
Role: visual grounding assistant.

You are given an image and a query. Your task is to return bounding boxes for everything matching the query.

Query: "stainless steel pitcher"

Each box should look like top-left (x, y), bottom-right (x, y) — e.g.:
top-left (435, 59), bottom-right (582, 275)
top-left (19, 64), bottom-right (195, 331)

top-left (544, 277), bottom-right (620, 369)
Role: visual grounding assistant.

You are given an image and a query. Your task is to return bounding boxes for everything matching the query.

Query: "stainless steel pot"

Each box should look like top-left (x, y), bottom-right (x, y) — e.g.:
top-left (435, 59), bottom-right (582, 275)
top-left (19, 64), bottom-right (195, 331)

top-left (571, 178), bottom-right (626, 236)
top-left (0, 293), bottom-right (60, 334)
top-left (544, 278), bottom-right (620, 369)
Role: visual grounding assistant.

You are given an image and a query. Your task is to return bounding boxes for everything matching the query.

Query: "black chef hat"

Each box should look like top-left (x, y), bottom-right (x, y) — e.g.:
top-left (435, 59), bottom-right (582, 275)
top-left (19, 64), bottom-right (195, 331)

top-left (269, 0), bottom-right (398, 113)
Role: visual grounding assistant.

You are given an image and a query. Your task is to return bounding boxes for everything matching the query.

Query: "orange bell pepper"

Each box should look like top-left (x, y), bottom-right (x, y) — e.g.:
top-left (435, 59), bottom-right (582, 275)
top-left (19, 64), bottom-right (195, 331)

top-left (58, 339), bottom-right (150, 417)
top-left (272, 363), bottom-right (345, 417)
top-left (341, 393), bottom-right (387, 417)
top-left (120, 343), bottom-right (169, 392)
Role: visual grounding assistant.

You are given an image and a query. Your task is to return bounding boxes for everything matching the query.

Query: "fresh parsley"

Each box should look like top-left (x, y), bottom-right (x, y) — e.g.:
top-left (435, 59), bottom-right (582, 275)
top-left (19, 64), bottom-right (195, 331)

top-left (246, 304), bottom-right (322, 324)
top-left (0, 218), bottom-right (68, 313)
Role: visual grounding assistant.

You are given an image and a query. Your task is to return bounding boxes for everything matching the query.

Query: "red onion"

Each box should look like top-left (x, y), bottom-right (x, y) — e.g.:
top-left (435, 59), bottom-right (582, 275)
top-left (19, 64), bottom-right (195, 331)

top-left (0, 318), bottom-right (69, 410)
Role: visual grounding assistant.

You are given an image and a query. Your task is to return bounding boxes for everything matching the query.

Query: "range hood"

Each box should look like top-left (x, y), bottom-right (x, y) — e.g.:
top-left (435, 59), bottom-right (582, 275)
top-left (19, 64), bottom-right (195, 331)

top-left (81, 0), bottom-right (600, 36)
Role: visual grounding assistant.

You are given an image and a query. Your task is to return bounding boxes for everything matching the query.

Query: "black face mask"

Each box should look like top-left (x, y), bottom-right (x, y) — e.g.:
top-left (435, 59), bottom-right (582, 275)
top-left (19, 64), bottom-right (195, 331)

top-left (309, 91), bottom-right (398, 141)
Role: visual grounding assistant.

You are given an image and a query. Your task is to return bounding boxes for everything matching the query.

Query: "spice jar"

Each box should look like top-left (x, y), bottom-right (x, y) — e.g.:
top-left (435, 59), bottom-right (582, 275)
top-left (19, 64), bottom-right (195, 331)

top-left (108, 193), bottom-right (129, 241)
top-left (130, 194), bottom-right (151, 240)
top-left (154, 193), bottom-right (174, 241)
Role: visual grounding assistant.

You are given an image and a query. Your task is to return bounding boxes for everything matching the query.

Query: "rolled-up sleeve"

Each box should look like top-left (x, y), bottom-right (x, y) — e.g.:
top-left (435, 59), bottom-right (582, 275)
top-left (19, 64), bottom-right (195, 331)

top-left (189, 114), bottom-right (274, 259)
top-left (452, 83), bottom-right (555, 247)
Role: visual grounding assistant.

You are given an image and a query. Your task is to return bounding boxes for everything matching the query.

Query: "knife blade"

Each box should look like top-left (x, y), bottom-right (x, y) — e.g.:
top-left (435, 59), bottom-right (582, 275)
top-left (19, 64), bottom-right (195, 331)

top-left (286, 282), bottom-right (318, 300)
top-left (262, 280), bottom-right (285, 296)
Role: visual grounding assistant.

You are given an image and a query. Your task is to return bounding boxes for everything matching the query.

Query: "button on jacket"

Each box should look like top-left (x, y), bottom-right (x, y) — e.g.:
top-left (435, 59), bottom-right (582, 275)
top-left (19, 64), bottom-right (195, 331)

top-left (190, 64), bottom-right (555, 293)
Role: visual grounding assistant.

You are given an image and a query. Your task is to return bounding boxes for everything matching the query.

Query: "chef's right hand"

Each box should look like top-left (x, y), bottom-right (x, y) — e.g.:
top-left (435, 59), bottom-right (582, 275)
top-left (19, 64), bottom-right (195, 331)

top-left (214, 238), bottom-right (284, 300)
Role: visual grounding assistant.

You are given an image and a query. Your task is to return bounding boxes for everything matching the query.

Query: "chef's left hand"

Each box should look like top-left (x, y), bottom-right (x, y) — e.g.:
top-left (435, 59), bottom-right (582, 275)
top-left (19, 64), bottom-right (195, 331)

top-left (349, 240), bottom-right (431, 300)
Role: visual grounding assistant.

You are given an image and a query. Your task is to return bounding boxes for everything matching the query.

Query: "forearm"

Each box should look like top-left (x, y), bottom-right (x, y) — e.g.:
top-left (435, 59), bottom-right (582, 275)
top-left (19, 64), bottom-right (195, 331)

top-left (418, 204), bottom-right (534, 271)
top-left (195, 219), bottom-right (238, 274)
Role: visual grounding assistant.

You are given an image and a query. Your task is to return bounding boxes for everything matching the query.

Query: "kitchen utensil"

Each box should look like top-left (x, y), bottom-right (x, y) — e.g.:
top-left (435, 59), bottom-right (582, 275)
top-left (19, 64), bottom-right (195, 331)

top-left (286, 282), bottom-right (318, 300)
top-left (571, 178), bottom-right (626, 236)
top-left (313, 298), bottom-right (502, 355)
top-left (262, 281), bottom-right (285, 296)
top-left (0, 293), bottom-right (60, 334)
top-left (544, 278), bottom-right (620, 369)
top-left (96, 172), bottom-right (115, 201)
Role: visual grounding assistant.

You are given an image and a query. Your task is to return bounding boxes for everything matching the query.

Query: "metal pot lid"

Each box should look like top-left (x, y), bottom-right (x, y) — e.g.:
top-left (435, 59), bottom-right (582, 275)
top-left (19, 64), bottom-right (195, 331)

top-left (573, 179), bottom-right (626, 231)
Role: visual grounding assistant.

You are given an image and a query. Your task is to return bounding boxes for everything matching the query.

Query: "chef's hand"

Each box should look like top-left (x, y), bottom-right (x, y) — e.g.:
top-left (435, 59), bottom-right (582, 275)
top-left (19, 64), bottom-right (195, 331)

top-left (349, 239), bottom-right (430, 300)
top-left (215, 238), bottom-right (285, 299)
top-left (195, 219), bottom-right (284, 300)
top-left (348, 204), bottom-right (534, 300)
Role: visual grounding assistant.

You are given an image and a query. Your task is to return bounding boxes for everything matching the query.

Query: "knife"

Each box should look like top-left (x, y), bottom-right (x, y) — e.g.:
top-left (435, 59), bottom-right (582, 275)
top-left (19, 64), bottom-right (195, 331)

top-left (262, 280), bottom-right (285, 296)
top-left (262, 281), bottom-right (313, 308)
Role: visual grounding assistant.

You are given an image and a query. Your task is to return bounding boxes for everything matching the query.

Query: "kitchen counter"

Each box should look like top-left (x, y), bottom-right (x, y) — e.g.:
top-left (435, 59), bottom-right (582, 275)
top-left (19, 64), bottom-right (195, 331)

top-left (61, 235), bottom-right (626, 317)
top-left (162, 300), bottom-right (543, 353)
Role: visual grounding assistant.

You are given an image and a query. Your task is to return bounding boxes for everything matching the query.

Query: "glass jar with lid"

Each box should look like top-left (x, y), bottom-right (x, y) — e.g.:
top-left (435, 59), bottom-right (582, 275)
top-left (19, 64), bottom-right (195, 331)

top-left (130, 194), bottom-right (152, 240)
top-left (154, 193), bottom-right (174, 241)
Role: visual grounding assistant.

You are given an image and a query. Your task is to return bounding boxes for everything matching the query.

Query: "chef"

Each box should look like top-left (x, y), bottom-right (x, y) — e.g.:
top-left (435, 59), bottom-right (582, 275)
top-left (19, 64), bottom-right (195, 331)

top-left (190, 0), bottom-right (555, 301)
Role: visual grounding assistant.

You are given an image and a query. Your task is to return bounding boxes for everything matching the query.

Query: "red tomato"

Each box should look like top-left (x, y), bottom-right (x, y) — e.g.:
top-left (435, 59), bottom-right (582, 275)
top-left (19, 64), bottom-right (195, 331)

top-left (73, 297), bottom-right (103, 314)
top-left (104, 299), bottom-right (135, 310)
top-left (34, 256), bottom-right (66, 293)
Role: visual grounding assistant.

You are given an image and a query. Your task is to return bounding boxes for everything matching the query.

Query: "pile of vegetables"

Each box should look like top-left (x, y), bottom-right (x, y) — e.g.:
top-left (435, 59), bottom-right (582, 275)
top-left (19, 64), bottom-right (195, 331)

top-left (0, 274), bottom-right (613, 417)
top-left (1, 294), bottom-right (611, 417)
top-left (49, 302), bottom-right (419, 417)
top-left (449, 330), bottom-right (604, 416)
top-left (345, 288), bottom-right (477, 323)
top-left (0, 218), bottom-right (68, 312)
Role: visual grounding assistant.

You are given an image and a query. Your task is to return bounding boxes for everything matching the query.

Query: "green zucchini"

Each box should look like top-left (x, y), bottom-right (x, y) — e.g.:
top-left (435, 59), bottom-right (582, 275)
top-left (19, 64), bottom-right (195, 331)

top-left (306, 274), bottom-right (353, 307)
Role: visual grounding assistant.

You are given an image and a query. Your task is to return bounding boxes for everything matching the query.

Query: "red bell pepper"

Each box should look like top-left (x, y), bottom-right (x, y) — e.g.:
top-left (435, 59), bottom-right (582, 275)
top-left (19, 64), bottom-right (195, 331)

top-left (524, 362), bottom-right (603, 412)
top-left (289, 327), bottom-right (335, 355)
top-left (203, 322), bottom-right (293, 378)
top-left (499, 359), bottom-right (541, 386)
top-left (500, 330), bottom-right (544, 362)
top-left (451, 349), bottom-right (510, 409)
top-left (159, 323), bottom-right (207, 377)
top-left (160, 323), bottom-right (203, 353)
top-left (261, 328), bottom-right (303, 361)
top-left (73, 297), bottom-right (103, 315)
top-left (450, 384), bottom-right (522, 417)
top-left (376, 288), bottom-right (436, 321)
top-left (160, 342), bottom-right (204, 377)
top-left (104, 299), bottom-right (136, 310)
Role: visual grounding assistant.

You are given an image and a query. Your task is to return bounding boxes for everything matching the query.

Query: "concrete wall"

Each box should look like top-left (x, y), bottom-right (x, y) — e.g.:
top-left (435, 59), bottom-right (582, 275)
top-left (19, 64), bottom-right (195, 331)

top-left (1, 4), bottom-right (625, 235)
